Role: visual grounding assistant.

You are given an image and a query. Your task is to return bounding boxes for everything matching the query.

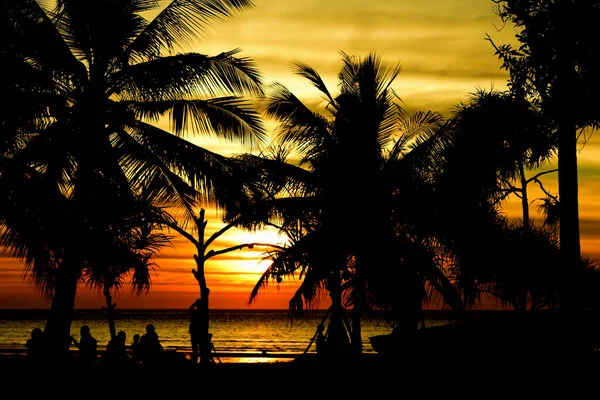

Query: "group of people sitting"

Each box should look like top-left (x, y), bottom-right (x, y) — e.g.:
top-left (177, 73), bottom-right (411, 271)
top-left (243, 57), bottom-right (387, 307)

top-left (25, 323), bottom-right (165, 367)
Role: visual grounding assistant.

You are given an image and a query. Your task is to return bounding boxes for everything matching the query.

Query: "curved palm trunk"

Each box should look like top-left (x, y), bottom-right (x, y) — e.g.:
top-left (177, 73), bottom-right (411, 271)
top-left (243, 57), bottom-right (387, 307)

top-left (44, 260), bottom-right (80, 357)
top-left (102, 285), bottom-right (117, 341)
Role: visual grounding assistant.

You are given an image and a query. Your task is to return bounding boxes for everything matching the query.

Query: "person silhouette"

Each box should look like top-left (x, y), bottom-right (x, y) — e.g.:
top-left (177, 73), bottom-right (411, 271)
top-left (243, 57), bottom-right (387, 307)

top-left (71, 325), bottom-right (98, 366)
top-left (315, 323), bottom-right (327, 357)
top-left (25, 327), bottom-right (47, 364)
top-left (139, 323), bottom-right (163, 366)
top-left (130, 333), bottom-right (141, 364)
top-left (102, 330), bottom-right (128, 366)
top-left (189, 298), bottom-right (204, 363)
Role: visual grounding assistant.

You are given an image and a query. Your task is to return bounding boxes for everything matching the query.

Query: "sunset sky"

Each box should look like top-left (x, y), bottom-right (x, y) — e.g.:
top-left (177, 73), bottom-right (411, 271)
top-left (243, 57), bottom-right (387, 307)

top-left (1, 0), bottom-right (599, 310)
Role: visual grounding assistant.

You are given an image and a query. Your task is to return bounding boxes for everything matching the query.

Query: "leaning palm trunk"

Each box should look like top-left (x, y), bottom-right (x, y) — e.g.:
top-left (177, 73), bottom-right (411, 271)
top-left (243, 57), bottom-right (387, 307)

top-left (43, 260), bottom-right (80, 356)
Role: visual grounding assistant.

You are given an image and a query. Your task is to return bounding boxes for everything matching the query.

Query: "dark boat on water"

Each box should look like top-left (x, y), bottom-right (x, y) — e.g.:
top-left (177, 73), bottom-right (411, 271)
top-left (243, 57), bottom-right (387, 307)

top-left (370, 309), bottom-right (600, 359)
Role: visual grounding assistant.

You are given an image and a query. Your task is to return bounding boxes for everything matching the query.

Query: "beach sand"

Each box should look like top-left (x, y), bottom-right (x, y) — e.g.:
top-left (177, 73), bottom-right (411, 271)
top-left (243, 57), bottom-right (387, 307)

top-left (3, 349), bottom-right (599, 397)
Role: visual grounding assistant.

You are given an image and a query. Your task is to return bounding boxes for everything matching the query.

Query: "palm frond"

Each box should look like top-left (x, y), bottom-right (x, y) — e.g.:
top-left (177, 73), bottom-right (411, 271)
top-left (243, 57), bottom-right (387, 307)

top-left (292, 62), bottom-right (335, 104)
top-left (391, 110), bottom-right (445, 157)
top-left (263, 82), bottom-right (330, 158)
top-left (128, 97), bottom-right (267, 146)
top-left (114, 50), bottom-right (263, 100)
top-left (126, 0), bottom-right (256, 60)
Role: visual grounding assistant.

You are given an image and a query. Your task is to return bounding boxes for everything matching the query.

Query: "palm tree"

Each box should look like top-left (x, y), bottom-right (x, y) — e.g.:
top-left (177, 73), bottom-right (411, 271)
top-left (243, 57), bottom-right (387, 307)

top-left (1, 0), bottom-right (265, 354)
top-left (232, 52), bottom-right (448, 358)
top-left (433, 88), bottom-right (560, 311)
top-left (82, 196), bottom-right (173, 341)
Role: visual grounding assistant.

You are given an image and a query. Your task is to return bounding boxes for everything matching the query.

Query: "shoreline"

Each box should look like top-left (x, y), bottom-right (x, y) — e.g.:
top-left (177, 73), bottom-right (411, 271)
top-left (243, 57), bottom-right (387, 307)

top-left (3, 344), bottom-right (600, 397)
top-left (0, 346), bottom-right (383, 364)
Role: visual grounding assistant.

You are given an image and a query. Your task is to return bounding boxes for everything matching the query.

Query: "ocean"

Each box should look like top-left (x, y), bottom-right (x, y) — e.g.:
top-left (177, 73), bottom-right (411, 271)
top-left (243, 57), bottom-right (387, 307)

top-left (0, 309), bottom-right (422, 363)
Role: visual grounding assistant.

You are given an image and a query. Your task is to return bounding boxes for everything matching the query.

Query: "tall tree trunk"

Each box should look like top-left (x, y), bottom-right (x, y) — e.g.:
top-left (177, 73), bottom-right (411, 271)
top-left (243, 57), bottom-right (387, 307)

top-left (102, 285), bottom-right (117, 341)
top-left (519, 162), bottom-right (530, 229)
top-left (44, 260), bottom-right (80, 358)
top-left (557, 120), bottom-right (582, 310)
top-left (192, 209), bottom-right (212, 366)
top-left (325, 270), bottom-right (350, 357)
top-left (518, 162), bottom-right (530, 312)
top-left (350, 263), bottom-right (364, 356)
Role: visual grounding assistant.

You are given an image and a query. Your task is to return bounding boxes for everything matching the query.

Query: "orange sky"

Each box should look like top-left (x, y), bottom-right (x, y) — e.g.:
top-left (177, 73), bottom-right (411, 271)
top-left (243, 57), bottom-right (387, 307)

top-left (2, 0), bottom-right (599, 309)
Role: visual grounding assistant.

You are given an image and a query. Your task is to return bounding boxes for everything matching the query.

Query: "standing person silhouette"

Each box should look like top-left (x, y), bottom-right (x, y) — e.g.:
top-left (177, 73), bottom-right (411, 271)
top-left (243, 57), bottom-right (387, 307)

top-left (139, 323), bottom-right (163, 366)
top-left (71, 325), bottom-right (98, 366)
top-left (189, 298), bottom-right (204, 364)
top-left (315, 323), bottom-right (327, 357)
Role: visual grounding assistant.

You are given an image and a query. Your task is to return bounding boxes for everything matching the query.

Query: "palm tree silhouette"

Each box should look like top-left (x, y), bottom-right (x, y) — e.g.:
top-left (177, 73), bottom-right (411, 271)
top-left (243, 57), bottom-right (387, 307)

top-left (82, 196), bottom-right (173, 341)
top-left (234, 52), bottom-right (446, 358)
top-left (431, 88), bottom-right (559, 311)
top-left (0, 0), bottom-right (265, 354)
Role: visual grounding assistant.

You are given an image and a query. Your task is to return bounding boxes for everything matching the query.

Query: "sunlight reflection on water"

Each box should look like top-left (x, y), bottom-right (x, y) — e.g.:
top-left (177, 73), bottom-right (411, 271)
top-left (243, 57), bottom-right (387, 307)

top-left (3, 309), bottom-right (450, 363)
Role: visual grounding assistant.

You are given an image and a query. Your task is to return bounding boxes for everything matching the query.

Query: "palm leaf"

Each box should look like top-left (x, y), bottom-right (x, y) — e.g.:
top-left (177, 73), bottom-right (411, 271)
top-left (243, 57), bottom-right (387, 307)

top-left (126, 0), bottom-right (256, 60)
top-left (128, 97), bottom-right (266, 145)
top-left (113, 50), bottom-right (263, 100)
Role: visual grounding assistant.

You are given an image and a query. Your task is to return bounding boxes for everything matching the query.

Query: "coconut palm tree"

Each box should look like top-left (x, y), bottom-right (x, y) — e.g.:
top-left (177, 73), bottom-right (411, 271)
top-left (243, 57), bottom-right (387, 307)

top-left (81, 195), bottom-right (174, 341)
top-left (1, 0), bottom-right (265, 354)
top-left (229, 52), bottom-right (450, 358)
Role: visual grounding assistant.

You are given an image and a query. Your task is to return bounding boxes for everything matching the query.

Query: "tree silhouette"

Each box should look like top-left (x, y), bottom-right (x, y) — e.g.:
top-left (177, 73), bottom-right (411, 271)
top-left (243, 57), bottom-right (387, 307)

top-left (0, 0), bottom-right (265, 354)
top-left (233, 52), bottom-right (447, 358)
top-left (167, 206), bottom-right (283, 365)
top-left (82, 197), bottom-right (173, 341)
top-left (490, 0), bottom-right (600, 310)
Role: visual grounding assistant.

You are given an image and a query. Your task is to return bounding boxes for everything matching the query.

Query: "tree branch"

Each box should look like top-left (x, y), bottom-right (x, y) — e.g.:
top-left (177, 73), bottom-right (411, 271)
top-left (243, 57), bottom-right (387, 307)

top-left (532, 178), bottom-right (559, 202)
top-left (204, 242), bottom-right (286, 261)
top-left (205, 220), bottom-right (239, 249)
top-left (166, 222), bottom-right (198, 247)
top-left (525, 168), bottom-right (558, 184)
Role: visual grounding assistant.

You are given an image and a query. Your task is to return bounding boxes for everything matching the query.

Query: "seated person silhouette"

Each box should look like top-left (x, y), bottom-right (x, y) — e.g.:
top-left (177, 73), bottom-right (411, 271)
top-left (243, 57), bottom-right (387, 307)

top-left (71, 325), bottom-right (98, 366)
top-left (25, 327), bottom-right (47, 363)
top-left (315, 323), bottom-right (329, 358)
top-left (139, 324), bottom-right (164, 366)
top-left (130, 333), bottom-right (141, 364)
top-left (102, 330), bottom-right (129, 366)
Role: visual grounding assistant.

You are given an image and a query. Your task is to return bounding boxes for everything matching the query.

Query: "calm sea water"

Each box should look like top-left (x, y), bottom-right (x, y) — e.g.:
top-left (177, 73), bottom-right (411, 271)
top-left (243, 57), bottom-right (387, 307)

top-left (0, 309), bottom-right (462, 362)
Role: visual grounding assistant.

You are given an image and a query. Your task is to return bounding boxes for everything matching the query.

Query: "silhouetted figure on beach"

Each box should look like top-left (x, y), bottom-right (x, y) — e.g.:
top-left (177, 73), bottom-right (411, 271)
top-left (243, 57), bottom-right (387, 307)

top-left (130, 333), bottom-right (141, 364)
top-left (25, 327), bottom-right (47, 364)
top-left (139, 324), bottom-right (164, 366)
top-left (315, 323), bottom-right (327, 357)
top-left (102, 330), bottom-right (129, 366)
top-left (71, 325), bottom-right (98, 366)
top-left (189, 298), bottom-right (206, 363)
